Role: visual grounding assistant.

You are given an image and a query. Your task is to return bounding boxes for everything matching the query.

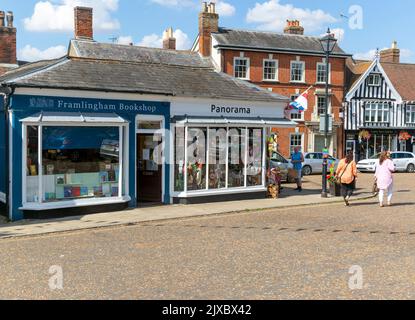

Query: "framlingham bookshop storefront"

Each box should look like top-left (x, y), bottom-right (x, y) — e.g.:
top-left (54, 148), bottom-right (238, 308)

top-left (1, 92), bottom-right (292, 221)
top-left (4, 94), bottom-right (170, 221)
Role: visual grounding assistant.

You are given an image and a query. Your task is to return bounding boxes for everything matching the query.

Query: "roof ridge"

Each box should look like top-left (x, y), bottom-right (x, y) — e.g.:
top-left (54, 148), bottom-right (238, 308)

top-left (216, 26), bottom-right (322, 40)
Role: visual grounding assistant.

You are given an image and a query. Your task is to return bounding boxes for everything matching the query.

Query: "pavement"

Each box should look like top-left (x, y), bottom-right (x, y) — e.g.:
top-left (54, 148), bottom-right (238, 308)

top-left (0, 175), bottom-right (375, 239)
top-left (0, 173), bottom-right (414, 300)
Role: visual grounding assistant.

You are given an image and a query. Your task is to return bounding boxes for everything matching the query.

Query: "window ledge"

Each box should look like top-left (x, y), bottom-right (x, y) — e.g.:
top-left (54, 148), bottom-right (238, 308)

top-left (20, 196), bottom-right (131, 211)
top-left (175, 186), bottom-right (266, 198)
top-left (290, 81), bottom-right (307, 84)
top-left (262, 79), bottom-right (279, 83)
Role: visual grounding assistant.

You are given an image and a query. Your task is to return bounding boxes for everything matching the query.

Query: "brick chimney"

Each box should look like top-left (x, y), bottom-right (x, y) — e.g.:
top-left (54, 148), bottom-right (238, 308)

top-left (0, 10), bottom-right (17, 66)
top-left (74, 6), bottom-right (93, 40)
top-left (198, 2), bottom-right (219, 57)
top-left (284, 20), bottom-right (304, 35)
top-left (380, 41), bottom-right (400, 63)
top-left (163, 27), bottom-right (176, 50)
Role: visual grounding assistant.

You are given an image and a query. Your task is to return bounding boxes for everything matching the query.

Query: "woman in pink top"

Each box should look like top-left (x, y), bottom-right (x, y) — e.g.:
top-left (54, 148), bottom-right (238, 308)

top-left (375, 151), bottom-right (395, 207)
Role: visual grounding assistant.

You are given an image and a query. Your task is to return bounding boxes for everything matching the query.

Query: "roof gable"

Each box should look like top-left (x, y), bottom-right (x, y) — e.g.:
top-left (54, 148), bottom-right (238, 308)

top-left (346, 59), bottom-right (402, 103)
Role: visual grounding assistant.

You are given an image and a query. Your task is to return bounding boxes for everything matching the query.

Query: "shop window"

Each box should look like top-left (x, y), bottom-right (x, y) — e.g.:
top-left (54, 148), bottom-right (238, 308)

top-left (26, 126), bottom-right (39, 203)
top-left (138, 120), bottom-right (162, 130)
top-left (174, 126), bottom-right (185, 192)
top-left (247, 128), bottom-right (263, 186)
top-left (228, 128), bottom-right (246, 188)
top-left (187, 128), bottom-right (207, 191)
top-left (208, 128), bottom-right (227, 190)
top-left (25, 125), bottom-right (126, 204)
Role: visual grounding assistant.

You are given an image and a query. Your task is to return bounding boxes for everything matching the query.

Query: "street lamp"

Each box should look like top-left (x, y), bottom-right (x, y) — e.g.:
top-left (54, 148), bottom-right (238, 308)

top-left (319, 28), bottom-right (337, 198)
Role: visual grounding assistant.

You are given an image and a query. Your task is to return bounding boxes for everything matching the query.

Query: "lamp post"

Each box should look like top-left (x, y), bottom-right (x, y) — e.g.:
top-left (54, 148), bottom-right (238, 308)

top-left (319, 28), bottom-right (337, 198)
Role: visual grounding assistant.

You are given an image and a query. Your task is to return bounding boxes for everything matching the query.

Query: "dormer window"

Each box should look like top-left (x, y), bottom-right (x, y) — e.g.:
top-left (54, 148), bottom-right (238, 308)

top-left (368, 74), bottom-right (381, 86)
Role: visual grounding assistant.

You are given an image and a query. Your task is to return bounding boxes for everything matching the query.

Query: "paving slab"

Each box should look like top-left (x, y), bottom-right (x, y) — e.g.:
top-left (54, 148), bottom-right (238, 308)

top-left (0, 175), bottom-right (375, 239)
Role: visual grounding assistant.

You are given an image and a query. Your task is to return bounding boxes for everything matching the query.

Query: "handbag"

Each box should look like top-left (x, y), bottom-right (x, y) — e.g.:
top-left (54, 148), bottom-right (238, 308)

top-left (372, 180), bottom-right (379, 195)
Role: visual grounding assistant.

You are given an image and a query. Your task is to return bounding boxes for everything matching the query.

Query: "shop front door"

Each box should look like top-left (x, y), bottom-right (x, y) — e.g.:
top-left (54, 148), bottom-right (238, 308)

top-left (137, 134), bottom-right (162, 203)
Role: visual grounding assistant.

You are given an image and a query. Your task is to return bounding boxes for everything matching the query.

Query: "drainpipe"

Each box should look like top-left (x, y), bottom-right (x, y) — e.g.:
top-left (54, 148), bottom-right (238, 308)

top-left (1, 85), bottom-right (15, 219)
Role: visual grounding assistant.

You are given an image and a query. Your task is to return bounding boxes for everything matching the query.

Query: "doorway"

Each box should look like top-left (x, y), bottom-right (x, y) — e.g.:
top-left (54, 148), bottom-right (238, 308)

top-left (137, 134), bottom-right (163, 203)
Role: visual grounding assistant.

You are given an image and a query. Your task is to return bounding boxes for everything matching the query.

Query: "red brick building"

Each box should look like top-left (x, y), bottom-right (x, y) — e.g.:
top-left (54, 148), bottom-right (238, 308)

top-left (192, 2), bottom-right (351, 159)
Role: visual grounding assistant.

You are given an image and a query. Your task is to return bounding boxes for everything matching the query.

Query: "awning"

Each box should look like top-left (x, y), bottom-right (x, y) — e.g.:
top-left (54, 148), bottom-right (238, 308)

top-left (171, 116), bottom-right (296, 127)
top-left (20, 112), bottom-right (129, 124)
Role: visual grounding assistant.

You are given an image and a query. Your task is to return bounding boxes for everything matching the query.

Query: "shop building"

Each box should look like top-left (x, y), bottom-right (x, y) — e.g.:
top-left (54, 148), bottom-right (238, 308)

top-left (0, 7), bottom-right (293, 221)
top-left (192, 2), bottom-right (352, 159)
top-left (345, 42), bottom-right (415, 161)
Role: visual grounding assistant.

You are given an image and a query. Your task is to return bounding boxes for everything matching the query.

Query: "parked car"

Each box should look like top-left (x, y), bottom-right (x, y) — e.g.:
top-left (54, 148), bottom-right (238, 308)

top-left (357, 151), bottom-right (415, 173)
top-left (302, 152), bottom-right (339, 176)
top-left (269, 152), bottom-right (294, 182)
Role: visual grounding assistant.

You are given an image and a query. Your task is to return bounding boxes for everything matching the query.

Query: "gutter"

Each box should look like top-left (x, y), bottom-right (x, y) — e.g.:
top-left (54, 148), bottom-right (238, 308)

top-left (213, 44), bottom-right (353, 59)
top-left (0, 84), bottom-right (14, 218)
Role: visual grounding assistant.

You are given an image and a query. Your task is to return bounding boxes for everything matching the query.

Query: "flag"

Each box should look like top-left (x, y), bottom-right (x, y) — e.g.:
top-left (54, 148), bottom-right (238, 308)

top-left (288, 87), bottom-right (312, 113)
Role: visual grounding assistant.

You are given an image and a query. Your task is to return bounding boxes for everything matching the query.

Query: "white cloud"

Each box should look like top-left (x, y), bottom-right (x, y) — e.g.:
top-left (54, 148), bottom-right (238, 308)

top-left (116, 35), bottom-right (133, 45)
top-left (19, 45), bottom-right (67, 62)
top-left (216, 1), bottom-right (236, 17)
top-left (150, 0), bottom-right (194, 7)
top-left (137, 29), bottom-right (191, 50)
top-left (24, 0), bottom-right (120, 32)
top-left (246, 0), bottom-right (337, 33)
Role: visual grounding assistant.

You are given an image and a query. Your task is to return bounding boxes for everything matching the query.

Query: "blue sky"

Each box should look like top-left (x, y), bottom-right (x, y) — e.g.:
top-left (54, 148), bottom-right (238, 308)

top-left (2, 0), bottom-right (414, 63)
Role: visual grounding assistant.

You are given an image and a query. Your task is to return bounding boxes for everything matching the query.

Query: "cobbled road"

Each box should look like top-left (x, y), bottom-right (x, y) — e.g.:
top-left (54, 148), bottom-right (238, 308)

top-left (1, 173), bottom-right (415, 300)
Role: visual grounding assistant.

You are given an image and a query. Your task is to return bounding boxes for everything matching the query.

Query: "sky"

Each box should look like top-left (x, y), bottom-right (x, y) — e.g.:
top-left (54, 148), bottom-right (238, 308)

top-left (2, 0), bottom-right (414, 63)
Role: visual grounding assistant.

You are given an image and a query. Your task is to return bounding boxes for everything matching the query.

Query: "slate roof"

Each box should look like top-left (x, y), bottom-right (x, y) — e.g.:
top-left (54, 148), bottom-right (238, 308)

top-left (212, 28), bottom-right (350, 57)
top-left (0, 40), bottom-right (288, 103)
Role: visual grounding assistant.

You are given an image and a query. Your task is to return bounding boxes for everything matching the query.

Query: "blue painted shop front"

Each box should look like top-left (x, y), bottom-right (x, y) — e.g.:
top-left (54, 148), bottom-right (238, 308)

top-left (7, 94), bottom-right (170, 221)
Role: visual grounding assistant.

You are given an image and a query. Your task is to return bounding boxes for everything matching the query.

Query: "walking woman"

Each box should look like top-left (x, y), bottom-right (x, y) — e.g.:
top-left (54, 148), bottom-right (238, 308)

top-left (375, 151), bottom-right (395, 207)
top-left (336, 150), bottom-right (358, 206)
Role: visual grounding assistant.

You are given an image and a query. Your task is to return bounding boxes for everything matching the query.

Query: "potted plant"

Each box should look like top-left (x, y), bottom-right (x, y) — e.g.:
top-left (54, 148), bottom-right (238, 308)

top-left (327, 161), bottom-right (341, 197)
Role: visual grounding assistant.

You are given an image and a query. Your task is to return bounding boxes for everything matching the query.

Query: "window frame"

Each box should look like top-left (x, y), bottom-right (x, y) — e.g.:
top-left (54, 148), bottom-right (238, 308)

top-left (368, 74), bottom-right (381, 87)
top-left (22, 122), bottom-right (129, 209)
top-left (364, 103), bottom-right (390, 123)
top-left (290, 61), bottom-right (306, 83)
top-left (262, 59), bottom-right (279, 82)
top-left (406, 105), bottom-right (415, 124)
top-left (233, 57), bottom-right (250, 80)
top-left (316, 62), bottom-right (331, 84)
top-left (289, 133), bottom-right (304, 155)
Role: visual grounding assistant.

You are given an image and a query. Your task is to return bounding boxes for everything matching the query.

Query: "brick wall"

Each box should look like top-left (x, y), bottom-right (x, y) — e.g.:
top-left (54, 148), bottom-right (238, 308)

top-left (74, 7), bottom-right (93, 40)
top-left (222, 49), bottom-right (347, 158)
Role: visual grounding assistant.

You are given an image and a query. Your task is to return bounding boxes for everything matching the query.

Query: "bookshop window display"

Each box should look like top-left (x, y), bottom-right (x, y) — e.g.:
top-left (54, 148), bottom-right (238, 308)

top-left (25, 125), bottom-right (126, 204)
top-left (174, 126), bottom-right (265, 194)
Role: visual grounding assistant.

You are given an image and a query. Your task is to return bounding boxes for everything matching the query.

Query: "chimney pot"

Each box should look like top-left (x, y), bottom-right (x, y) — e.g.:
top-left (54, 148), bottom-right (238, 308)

top-left (74, 6), bottom-right (93, 40)
top-left (198, 1), bottom-right (219, 57)
top-left (0, 11), bottom-right (5, 27)
top-left (380, 41), bottom-right (400, 64)
top-left (163, 27), bottom-right (176, 50)
top-left (284, 19), bottom-right (304, 35)
top-left (6, 11), bottom-right (13, 28)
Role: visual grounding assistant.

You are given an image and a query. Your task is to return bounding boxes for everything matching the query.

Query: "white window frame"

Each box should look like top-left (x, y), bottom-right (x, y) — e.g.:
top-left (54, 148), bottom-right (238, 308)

top-left (368, 74), bottom-right (381, 87)
top-left (233, 57), bottom-right (250, 80)
top-left (316, 62), bottom-right (331, 84)
top-left (290, 61), bottom-right (305, 83)
top-left (289, 133), bottom-right (304, 155)
top-left (406, 105), bottom-right (415, 124)
top-left (289, 94), bottom-right (304, 121)
top-left (364, 103), bottom-right (390, 123)
top-left (171, 125), bottom-right (267, 198)
top-left (263, 59), bottom-right (279, 82)
top-left (315, 95), bottom-right (332, 118)
top-left (21, 122), bottom-right (129, 210)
